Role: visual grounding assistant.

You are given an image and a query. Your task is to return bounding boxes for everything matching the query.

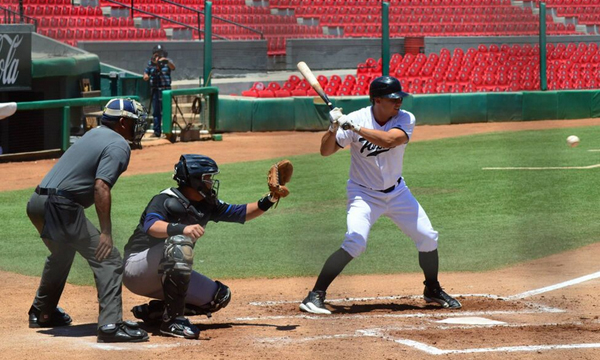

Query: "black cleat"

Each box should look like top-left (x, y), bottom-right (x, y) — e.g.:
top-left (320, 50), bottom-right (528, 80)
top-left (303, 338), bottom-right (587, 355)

top-left (131, 300), bottom-right (164, 325)
top-left (28, 306), bottom-right (72, 328)
top-left (97, 321), bottom-right (149, 343)
top-left (423, 285), bottom-right (462, 309)
top-left (160, 317), bottom-right (200, 339)
top-left (299, 290), bottom-right (332, 315)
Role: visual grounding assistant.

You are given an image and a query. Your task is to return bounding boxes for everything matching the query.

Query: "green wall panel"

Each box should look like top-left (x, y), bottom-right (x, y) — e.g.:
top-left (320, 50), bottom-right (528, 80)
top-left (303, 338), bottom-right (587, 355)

top-left (295, 97), bottom-right (329, 130)
top-left (557, 91), bottom-right (592, 119)
top-left (592, 91), bottom-right (600, 118)
top-left (522, 91), bottom-right (558, 120)
top-left (410, 94), bottom-right (451, 125)
top-left (251, 98), bottom-right (295, 131)
top-left (217, 97), bottom-right (252, 132)
top-left (487, 92), bottom-right (523, 122)
top-left (217, 91), bottom-right (600, 132)
top-left (450, 93), bottom-right (488, 124)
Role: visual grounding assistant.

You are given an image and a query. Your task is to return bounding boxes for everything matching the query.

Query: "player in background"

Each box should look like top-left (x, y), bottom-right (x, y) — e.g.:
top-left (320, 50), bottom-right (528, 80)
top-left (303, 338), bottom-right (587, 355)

top-left (299, 76), bottom-right (461, 314)
top-left (123, 155), bottom-right (286, 339)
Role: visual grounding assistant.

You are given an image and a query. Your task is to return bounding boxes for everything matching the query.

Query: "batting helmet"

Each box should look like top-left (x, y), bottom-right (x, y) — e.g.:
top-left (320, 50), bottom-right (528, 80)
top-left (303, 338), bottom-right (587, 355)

top-left (101, 98), bottom-right (148, 146)
top-left (173, 154), bottom-right (220, 202)
top-left (369, 76), bottom-right (409, 99)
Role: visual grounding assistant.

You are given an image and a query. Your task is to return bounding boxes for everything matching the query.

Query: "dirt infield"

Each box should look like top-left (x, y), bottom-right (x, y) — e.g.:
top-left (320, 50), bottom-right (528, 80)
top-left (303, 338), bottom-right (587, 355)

top-left (2, 119), bottom-right (600, 360)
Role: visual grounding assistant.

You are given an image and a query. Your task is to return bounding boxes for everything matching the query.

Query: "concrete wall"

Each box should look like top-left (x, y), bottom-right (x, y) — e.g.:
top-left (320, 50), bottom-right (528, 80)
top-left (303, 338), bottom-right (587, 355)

top-left (286, 38), bottom-right (405, 70)
top-left (425, 35), bottom-right (600, 54)
top-left (78, 40), bottom-right (269, 81)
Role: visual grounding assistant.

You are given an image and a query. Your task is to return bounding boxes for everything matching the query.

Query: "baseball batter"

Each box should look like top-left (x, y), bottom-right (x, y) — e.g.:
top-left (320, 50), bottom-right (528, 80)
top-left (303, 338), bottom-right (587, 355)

top-left (300, 76), bottom-right (461, 314)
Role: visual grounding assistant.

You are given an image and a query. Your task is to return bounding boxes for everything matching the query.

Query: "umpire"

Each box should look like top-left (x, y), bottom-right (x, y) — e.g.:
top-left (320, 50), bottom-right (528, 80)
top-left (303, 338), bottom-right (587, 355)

top-left (26, 98), bottom-right (149, 343)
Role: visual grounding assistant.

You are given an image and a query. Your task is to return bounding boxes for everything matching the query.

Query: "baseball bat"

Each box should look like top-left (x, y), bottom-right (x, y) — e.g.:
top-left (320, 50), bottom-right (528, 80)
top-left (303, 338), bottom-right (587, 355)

top-left (296, 61), bottom-right (334, 110)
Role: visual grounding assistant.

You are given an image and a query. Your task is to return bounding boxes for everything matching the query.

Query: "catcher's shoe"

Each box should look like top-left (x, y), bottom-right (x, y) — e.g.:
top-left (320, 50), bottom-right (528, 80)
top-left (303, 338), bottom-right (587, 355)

top-left (423, 285), bottom-right (462, 309)
top-left (28, 306), bottom-right (72, 328)
top-left (131, 300), bottom-right (164, 325)
top-left (97, 321), bottom-right (149, 343)
top-left (160, 317), bottom-right (200, 339)
top-left (299, 290), bottom-right (331, 315)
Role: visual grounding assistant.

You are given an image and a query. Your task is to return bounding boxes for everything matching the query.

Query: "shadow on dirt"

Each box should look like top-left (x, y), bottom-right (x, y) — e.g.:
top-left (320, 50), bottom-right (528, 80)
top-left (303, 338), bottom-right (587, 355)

top-left (38, 323), bottom-right (97, 337)
top-left (328, 303), bottom-right (443, 314)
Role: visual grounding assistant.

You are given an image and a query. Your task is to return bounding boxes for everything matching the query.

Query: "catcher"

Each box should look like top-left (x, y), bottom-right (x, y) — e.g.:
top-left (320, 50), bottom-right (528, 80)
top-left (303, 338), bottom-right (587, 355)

top-left (122, 154), bottom-right (292, 339)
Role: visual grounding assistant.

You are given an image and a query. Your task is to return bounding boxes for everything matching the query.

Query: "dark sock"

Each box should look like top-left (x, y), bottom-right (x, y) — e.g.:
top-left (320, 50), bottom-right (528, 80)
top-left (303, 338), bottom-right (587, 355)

top-left (313, 248), bottom-right (354, 292)
top-left (419, 249), bottom-right (439, 288)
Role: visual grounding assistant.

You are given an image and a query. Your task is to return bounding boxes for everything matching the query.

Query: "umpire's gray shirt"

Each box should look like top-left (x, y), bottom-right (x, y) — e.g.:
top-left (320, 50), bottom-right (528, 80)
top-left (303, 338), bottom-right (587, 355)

top-left (40, 125), bottom-right (131, 208)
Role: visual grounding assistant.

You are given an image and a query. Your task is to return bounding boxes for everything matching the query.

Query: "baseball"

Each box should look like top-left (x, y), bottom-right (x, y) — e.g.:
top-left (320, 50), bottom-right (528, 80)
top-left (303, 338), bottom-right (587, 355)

top-left (566, 135), bottom-right (580, 147)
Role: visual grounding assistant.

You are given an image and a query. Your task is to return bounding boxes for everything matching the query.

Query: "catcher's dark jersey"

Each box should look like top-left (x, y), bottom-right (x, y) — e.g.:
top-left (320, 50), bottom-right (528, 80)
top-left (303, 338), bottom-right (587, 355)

top-left (125, 187), bottom-right (246, 253)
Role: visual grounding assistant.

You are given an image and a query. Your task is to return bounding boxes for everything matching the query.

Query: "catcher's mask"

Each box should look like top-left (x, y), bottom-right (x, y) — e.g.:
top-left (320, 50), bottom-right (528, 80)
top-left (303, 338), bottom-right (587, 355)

top-left (101, 98), bottom-right (148, 147)
top-left (369, 76), bottom-right (409, 100)
top-left (173, 154), bottom-right (220, 203)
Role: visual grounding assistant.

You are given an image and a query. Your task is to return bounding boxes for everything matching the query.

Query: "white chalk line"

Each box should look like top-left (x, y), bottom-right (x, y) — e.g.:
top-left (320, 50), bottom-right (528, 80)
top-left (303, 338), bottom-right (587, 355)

top-left (233, 308), bottom-right (563, 322)
top-left (256, 321), bottom-right (584, 348)
top-left (249, 272), bottom-right (600, 355)
top-left (249, 293), bottom-right (500, 307)
top-left (507, 270), bottom-right (600, 300)
top-left (482, 163), bottom-right (600, 170)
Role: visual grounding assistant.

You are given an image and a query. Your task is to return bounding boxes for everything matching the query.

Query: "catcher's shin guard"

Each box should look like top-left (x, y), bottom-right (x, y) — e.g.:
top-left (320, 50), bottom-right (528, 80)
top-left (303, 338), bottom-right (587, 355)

top-left (159, 235), bottom-right (194, 321)
top-left (184, 281), bottom-right (231, 318)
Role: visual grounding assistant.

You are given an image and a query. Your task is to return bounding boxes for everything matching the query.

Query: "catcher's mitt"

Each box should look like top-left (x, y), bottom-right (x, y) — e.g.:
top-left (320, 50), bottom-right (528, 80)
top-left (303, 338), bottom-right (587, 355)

top-left (267, 159), bottom-right (293, 201)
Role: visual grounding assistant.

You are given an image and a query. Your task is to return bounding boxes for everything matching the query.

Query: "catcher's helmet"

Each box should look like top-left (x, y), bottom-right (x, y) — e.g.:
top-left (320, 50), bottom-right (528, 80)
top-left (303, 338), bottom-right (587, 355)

top-left (101, 98), bottom-right (148, 146)
top-left (173, 154), bottom-right (220, 202)
top-left (369, 76), bottom-right (409, 99)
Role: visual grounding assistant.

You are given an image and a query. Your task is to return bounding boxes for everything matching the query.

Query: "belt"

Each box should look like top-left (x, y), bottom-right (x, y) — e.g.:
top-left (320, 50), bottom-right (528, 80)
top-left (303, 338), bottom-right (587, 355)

top-left (35, 186), bottom-right (75, 200)
top-left (380, 177), bottom-right (402, 193)
top-left (358, 177), bottom-right (402, 193)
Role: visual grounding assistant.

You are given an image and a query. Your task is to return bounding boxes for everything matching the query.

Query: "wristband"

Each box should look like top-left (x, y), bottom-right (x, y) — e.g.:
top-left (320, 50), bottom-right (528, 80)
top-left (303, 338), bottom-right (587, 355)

top-left (257, 195), bottom-right (276, 211)
top-left (167, 223), bottom-right (186, 237)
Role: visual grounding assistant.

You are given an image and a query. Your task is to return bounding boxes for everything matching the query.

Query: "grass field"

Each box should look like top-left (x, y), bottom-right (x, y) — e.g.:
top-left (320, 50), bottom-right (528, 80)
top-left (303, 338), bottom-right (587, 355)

top-left (1, 126), bottom-right (598, 286)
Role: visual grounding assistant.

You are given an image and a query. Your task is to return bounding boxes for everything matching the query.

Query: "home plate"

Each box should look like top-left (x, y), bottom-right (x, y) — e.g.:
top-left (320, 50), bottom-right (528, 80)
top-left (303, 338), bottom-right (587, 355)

top-left (436, 317), bottom-right (506, 325)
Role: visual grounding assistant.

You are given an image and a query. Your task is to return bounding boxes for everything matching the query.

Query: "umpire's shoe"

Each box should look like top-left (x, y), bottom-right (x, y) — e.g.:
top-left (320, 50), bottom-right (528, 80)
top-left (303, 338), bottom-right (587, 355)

top-left (423, 282), bottom-right (462, 309)
top-left (97, 321), bottom-right (149, 343)
top-left (28, 306), bottom-right (72, 328)
top-left (160, 317), bottom-right (200, 339)
top-left (299, 290), bottom-right (332, 315)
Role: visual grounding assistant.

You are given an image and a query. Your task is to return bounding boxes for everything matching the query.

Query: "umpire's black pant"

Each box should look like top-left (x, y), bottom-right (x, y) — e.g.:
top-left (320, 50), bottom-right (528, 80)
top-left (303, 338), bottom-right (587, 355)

top-left (26, 192), bottom-right (124, 328)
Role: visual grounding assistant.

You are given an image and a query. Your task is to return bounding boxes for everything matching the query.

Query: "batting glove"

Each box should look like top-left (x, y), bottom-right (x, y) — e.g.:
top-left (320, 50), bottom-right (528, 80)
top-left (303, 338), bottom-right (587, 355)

top-left (328, 107), bottom-right (343, 133)
top-left (339, 118), bottom-right (361, 133)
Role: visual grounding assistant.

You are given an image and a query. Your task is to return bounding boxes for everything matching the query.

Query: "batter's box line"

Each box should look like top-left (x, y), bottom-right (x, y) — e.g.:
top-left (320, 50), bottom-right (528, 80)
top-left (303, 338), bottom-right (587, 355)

top-left (249, 293), bottom-right (500, 307)
top-left (255, 321), bottom-right (592, 354)
top-left (247, 293), bottom-right (564, 314)
top-left (233, 308), bottom-right (561, 322)
top-left (390, 338), bottom-right (600, 355)
top-left (482, 163), bottom-right (600, 170)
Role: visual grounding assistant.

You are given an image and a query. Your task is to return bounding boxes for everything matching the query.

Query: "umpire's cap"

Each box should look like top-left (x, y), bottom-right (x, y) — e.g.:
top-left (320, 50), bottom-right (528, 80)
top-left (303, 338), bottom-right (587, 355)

top-left (369, 76), bottom-right (409, 99)
top-left (101, 98), bottom-right (148, 146)
top-left (101, 98), bottom-right (146, 123)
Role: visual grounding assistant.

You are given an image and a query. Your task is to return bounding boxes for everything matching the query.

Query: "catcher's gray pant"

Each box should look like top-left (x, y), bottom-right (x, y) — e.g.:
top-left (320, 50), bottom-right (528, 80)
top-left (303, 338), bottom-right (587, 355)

top-left (123, 242), bottom-right (218, 307)
top-left (26, 192), bottom-right (124, 328)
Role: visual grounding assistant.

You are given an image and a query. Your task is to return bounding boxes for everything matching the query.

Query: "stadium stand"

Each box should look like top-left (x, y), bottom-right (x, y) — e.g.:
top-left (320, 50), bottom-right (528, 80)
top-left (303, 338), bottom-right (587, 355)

top-left (3, 0), bottom-right (583, 50)
top-left (241, 42), bottom-right (600, 95)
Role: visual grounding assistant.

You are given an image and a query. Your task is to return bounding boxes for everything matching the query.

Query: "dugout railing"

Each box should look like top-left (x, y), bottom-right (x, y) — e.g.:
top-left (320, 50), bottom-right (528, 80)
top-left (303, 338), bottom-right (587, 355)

top-left (2, 96), bottom-right (140, 161)
top-left (161, 87), bottom-right (219, 141)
